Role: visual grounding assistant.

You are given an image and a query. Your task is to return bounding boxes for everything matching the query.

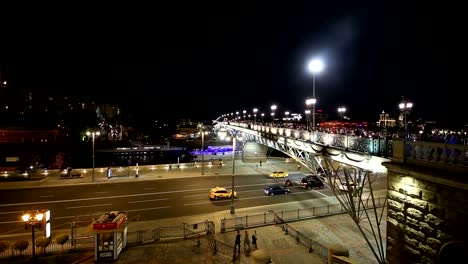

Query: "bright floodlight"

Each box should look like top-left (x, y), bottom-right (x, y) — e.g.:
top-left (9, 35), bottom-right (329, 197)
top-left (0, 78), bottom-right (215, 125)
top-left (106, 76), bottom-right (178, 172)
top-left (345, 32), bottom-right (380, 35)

top-left (305, 98), bottom-right (317, 106)
top-left (308, 59), bottom-right (324, 74)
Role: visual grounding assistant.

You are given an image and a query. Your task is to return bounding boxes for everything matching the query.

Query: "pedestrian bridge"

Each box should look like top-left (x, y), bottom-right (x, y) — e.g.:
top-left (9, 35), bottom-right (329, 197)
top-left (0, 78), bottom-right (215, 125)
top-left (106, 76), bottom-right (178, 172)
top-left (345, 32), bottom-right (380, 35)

top-left (214, 121), bottom-right (468, 264)
top-left (214, 121), bottom-right (391, 175)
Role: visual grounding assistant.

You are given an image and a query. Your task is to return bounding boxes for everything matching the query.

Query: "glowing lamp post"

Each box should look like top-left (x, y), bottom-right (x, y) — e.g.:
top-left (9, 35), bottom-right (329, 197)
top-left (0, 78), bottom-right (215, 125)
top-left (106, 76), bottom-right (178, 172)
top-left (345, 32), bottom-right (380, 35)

top-left (270, 104), bottom-right (277, 125)
top-left (305, 98), bottom-right (317, 130)
top-left (338, 107), bottom-right (347, 128)
top-left (305, 109), bottom-right (311, 130)
top-left (399, 100), bottom-right (413, 130)
top-left (253, 108), bottom-right (258, 125)
top-left (22, 210), bottom-right (48, 264)
top-left (218, 130), bottom-right (242, 214)
top-left (198, 124), bottom-right (208, 176)
top-left (86, 131), bottom-right (100, 182)
top-left (307, 58), bottom-right (324, 131)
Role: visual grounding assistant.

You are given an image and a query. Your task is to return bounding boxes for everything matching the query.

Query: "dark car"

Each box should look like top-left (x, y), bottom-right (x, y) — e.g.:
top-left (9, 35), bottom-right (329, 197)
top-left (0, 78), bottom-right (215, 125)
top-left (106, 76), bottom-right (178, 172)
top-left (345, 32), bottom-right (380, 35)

top-left (300, 175), bottom-right (324, 189)
top-left (264, 185), bottom-right (290, 196)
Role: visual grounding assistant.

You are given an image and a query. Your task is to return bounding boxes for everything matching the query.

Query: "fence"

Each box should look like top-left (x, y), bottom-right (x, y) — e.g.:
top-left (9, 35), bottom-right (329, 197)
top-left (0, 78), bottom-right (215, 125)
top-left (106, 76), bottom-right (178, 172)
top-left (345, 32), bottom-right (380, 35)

top-left (0, 220), bottom-right (214, 259)
top-left (220, 197), bottom-right (386, 260)
top-left (221, 196), bottom-right (386, 233)
top-left (282, 223), bottom-right (329, 261)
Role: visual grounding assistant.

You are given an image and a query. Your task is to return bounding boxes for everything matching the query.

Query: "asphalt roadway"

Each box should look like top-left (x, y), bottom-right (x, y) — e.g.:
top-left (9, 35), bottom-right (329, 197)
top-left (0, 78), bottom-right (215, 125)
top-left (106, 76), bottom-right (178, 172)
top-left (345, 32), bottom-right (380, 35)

top-left (0, 158), bottom-right (384, 264)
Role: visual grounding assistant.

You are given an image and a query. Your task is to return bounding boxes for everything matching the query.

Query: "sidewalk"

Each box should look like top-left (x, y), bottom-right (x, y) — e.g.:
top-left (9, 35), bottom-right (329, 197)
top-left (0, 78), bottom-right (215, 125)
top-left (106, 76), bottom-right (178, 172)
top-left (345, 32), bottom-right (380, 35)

top-left (0, 158), bottom-right (381, 263)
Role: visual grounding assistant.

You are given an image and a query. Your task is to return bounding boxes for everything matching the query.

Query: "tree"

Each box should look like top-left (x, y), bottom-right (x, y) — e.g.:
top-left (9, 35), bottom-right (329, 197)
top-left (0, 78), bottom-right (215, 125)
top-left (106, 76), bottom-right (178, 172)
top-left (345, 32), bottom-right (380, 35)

top-left (55, 234), bottom-right (69, 252)
top-left (0, 240), bottom-right (11, 256)
top-left (35, 237), bottom-right (52, 254)
top-left (13, 240), bottom-right (29, 256)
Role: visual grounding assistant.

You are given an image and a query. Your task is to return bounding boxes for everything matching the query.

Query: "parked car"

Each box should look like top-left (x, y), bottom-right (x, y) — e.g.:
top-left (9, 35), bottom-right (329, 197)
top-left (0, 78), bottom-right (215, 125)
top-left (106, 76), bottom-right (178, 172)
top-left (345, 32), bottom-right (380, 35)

top-left (269, 170), bottom-right (289, 178)
top-left (264, 185), bottom-right (290, 195)
top-left (300, 175), bottom-right (324, 189)
top-left (209, 187), bottom-right (237, 200)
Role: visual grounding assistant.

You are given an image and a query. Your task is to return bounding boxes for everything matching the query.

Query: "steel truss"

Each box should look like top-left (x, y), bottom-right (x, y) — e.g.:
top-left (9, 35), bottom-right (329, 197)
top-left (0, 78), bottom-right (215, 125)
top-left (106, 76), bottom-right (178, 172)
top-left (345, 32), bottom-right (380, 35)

top-left (218, 126), bottom-right (387, 263)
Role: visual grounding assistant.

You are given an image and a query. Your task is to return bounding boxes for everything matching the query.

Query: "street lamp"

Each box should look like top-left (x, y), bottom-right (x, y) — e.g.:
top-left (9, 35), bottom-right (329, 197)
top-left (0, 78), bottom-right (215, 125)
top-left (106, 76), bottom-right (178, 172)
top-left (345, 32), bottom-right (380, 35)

top-left (218, 130), bottom-right (242, 214)
top-left (22, 210), bottom-right (44, 264)
top-left (399, 99), bottom-right (413, 130)
top-left (261, 113), bottom-right (265, 123)
top-left (198, 124), bottom-right (208, 176)
top-left (86, 131), bottom-right (101, 182)
top-left (305, 98), bottom-right (317, 130)
top-left (338, 107), bottom-right (347, 128)
top-left (305, 109), bottom-right (311, 130)
top-left (253, 108), bottom-right (258, 125)
top-left (307, 58), bottom-right (324, 130)
top-left (270, 104), bottom-right (277, 124)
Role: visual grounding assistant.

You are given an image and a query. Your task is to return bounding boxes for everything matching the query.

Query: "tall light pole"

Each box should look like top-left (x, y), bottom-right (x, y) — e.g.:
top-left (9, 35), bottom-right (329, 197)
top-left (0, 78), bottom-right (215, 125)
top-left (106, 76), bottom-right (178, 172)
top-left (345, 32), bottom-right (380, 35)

top-left (305, 109), bottom-right (311, 130)
top-left (198, 124), bottom-right (206, 176)
top-left (305, 98), bottom-right (316, 130)
top-left (22, 210), bottom-right (44, 264)
top-left (270, 104), bottom-right (277, 125)
top-left (253, 108), bottom-right (258, 125)
top-left (86, 131), bottom-right (100, 182)
top-left (338, 106), bottom-right (347, 129)
top-left (307, 58), bottom-right (324, 130)
top-left (230, 136), bottom-right (237, 214)
top-left (399, 99), bottom-right (413, 130)
top-left (261, 113), bottom-right (265, 123)
top-left (218, 130), bottom-right (242, 214)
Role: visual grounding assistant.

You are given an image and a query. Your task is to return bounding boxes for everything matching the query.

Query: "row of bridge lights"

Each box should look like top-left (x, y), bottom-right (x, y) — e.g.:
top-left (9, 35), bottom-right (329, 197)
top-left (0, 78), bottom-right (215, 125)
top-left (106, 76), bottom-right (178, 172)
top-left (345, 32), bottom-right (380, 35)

top-left (221, 99), bottom-right (414, 132)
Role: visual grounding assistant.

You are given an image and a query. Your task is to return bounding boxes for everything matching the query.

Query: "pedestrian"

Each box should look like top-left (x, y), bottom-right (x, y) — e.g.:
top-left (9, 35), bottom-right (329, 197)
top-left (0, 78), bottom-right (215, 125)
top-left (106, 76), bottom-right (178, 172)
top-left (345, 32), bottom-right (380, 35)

top-left (297, 164), bottom-right (301, 171)
top-left (252, 230), bottom-right (257, 250)
top-left (234, 230), bottom-right (241, 254)
top-left (244, 230), bottom-right (251, 253)
top-left (259, 160), bottom-right (262, 166)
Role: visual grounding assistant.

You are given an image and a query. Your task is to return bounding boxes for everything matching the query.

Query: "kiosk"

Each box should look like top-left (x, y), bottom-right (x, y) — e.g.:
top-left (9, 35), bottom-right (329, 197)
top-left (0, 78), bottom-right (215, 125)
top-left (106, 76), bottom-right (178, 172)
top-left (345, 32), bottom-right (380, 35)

top-left (92, 211), bottom-right (128, 261)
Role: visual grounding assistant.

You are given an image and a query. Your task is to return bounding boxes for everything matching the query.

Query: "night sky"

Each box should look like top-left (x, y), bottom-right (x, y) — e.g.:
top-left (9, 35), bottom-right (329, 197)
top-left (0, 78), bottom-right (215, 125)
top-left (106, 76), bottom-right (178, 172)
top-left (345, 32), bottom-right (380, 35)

top-left (0, 2), bottom-right (464, 125)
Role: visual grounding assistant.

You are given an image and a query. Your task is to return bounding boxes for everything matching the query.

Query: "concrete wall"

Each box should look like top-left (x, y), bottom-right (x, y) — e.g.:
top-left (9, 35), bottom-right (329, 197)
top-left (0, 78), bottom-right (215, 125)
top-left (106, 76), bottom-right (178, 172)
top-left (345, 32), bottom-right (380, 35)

top-left (385, 142), bottom-right (468, 263)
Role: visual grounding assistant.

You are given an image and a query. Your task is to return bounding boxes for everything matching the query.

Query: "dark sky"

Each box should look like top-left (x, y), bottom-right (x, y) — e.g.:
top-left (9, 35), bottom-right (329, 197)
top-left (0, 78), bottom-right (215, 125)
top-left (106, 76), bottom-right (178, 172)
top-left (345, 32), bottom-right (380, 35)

top-left (0, 2), bottom-right (465, 125)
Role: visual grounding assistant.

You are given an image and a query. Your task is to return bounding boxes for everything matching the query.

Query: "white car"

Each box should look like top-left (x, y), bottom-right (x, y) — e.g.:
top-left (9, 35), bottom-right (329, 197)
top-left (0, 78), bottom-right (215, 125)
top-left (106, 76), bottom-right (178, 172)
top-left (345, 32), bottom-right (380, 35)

top-left (338, 182), bottom-right (360, 192)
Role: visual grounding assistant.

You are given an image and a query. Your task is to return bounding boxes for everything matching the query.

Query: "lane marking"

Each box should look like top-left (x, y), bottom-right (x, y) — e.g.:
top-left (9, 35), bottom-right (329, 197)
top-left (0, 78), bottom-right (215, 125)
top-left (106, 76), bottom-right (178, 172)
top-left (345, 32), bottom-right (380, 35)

top-left (0, 182), bottom-right (328, 208)
top-left (183, 194), bottom-right (207, 198)
top-left (67, 204), bottom-right (112, 209)
top-left (183, 191), bottom-right (329, 206)
top-left (128, 198), bottom-right (168, 204)
top-left (126, 206), bottom-right (171, 212)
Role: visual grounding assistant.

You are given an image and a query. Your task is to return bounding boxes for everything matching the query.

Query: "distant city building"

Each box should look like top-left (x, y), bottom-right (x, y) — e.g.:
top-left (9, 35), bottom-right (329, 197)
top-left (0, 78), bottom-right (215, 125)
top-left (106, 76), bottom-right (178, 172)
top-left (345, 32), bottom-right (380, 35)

top-left (376, 110), bottom-right (396, 128)
top-left (0, 128), bottom-right (68, 144)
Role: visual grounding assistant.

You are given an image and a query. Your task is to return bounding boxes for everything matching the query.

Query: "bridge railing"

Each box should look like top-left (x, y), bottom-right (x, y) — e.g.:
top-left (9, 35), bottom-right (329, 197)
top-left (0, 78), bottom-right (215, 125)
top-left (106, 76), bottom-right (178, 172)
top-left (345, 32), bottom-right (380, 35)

top-left (391, 139), bottom-right (468, 168)
top-left (222, 122), bottom-right (392, 157)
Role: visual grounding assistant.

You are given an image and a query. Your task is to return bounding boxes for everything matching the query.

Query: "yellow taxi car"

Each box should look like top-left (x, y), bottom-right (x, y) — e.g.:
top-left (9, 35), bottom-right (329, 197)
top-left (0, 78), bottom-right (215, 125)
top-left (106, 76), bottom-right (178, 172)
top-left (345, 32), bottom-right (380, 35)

top-left (209, 187), bottom-right (237, 200)
top-left (269, 170), bottom-right (289, 178)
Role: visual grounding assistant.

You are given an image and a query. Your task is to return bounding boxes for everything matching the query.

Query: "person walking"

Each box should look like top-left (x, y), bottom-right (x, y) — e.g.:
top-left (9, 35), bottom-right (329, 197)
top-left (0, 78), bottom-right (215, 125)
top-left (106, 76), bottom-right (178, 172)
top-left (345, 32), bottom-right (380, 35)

top-left (234, 230), bottom-right (241, 254)
top-left (244, 230), bottom-right (251, 255)
top-left (252, 230), bottom-right (257, 250)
